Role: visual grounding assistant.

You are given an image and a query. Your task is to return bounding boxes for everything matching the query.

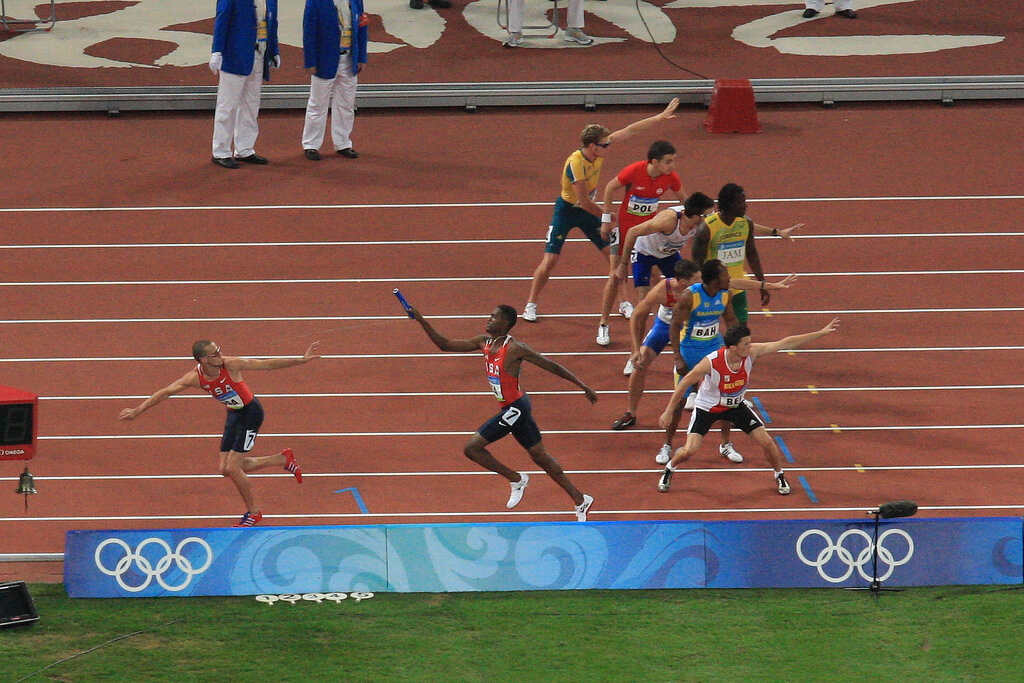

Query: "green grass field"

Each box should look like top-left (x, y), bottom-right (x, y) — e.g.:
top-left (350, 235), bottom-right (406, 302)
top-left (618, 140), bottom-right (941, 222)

top-left (3, 584), bottom-right (1023, 681)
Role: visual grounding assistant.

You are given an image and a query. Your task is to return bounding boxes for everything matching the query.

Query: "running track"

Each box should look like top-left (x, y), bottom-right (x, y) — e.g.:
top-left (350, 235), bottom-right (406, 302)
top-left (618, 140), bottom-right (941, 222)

top-left (1, 102), bottom-right (1022, 581)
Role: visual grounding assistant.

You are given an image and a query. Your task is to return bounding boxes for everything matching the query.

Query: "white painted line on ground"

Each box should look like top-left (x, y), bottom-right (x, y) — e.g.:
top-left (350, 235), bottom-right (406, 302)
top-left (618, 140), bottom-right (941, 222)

top-left (1, 307), bottom-right (1021, 324)
top-left (35, 424), bottom-right (1024, 440)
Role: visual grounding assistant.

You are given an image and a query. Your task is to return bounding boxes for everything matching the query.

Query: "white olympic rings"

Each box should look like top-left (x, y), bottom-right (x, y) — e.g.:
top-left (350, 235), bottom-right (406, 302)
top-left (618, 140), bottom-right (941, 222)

top-left (94, 537), bottom-right (214, 593)
top-left (796, 528), bottom-right (914, 583)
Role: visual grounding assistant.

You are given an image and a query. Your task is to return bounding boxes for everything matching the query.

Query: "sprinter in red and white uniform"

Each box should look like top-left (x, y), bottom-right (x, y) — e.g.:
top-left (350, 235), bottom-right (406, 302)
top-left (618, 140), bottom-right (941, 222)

top-left (655, 318), bottom-right (840, 495)
top-left (119, 340), bottom-right (320, 527)
top-left (409, 303), bottom-right (599, 521)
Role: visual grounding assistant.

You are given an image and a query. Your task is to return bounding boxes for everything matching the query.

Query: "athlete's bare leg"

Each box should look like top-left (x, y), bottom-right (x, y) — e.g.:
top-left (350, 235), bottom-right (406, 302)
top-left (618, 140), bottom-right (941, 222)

top-left (749, 427), bottom-right (784, 472)
top-left (220, 450), bottom-right (257, 512)
top-left (464, 434), bottom-right (521, 482)
top-left (668, 431), bottom-right (705, 468)
top-left (526, 441), bottom-right (584, 505)
top-left (525, 252), bottom-right (560, 307)
top-left (240, 450), bottom-right (287, 472)
top-left (626, 346), bottom-right (658, 415)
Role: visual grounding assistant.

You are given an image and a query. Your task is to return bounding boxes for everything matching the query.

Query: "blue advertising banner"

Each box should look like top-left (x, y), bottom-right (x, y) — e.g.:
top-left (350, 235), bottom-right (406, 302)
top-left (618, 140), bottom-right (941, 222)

top-left (64, 518), bottom-right (1023, 598)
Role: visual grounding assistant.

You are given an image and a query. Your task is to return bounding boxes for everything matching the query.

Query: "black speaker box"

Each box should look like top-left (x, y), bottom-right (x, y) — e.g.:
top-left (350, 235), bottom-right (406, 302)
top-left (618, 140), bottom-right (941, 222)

top-left (0, 580), bottom-right (39, 628)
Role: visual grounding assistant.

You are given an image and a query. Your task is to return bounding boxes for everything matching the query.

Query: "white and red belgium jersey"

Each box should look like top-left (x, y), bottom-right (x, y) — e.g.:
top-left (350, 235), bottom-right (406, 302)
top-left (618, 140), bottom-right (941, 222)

top-left (483, 336), bottom-right (524, 406)
top-left (197, 365), bottom-right (255, 410)
top-left (694, 347), bottom-right (754, 414)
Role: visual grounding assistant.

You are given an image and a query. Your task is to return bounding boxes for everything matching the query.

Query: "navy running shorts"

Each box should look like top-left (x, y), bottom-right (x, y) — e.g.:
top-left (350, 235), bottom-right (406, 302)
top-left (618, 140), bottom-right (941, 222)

top-left (477, 394), bottom-right (543, 449)
top-left (220, 397), bottom-right (265, 453)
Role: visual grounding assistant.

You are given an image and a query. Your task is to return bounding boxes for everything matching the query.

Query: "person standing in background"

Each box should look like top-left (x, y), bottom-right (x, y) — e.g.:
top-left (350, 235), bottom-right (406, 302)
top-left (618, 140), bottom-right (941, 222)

top-left (210, 0), bottom-right (280, 169)
top-left (302, 0), bottom-right (369, 161)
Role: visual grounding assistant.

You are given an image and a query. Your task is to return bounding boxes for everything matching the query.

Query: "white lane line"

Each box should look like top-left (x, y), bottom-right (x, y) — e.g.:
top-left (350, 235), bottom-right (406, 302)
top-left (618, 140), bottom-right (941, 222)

top-left (3, 348), bottom-right (1021, 364)
top-left (28, 384), bottom-right (1024, 401)
top-left (3, 269), bottom-right (1023, 286)
top-left (1, 503), bottom-right (1021, 524)
top-left (7, 462), bottom-right (1024, 483)
top-left (1, 307), bottom-right (1021, 324)
top-left (0, 194), bottom-right (1021, 214)
top-left (35, 424), bottom-right (1024, 440)
top-left (1, 234), bottom-right (1023, 250)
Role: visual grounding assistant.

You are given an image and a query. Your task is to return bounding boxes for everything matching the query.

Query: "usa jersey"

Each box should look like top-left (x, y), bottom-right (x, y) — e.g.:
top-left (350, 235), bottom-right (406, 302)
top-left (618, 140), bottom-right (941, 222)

top-left (483, 336), bottom-right (524, 406)
top-left (197, 365), bottom-right (254, 410)
top-left (694, 347), bottom-right (753, 414)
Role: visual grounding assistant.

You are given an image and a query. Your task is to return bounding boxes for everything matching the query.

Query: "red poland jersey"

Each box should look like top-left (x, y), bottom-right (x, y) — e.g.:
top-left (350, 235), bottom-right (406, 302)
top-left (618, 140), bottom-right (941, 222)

top-left (616, 160), bottom-right (682, 230)
top-left (197, 365), bottom-right (255, 410)
top-left (694, 347), bottom-right (754, 414)
top-left (483, 336), bottom-right (524, 406)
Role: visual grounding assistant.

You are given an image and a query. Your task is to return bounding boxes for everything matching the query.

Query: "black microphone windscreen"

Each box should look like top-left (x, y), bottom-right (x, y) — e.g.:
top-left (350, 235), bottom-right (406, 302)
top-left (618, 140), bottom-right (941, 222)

top-left (879, 500), bottom-right (918, 519)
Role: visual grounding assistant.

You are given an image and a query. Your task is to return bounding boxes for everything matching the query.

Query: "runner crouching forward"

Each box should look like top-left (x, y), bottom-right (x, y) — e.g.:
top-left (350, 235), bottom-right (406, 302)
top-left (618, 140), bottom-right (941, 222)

top-left (119, 340), bottom-right (320, 527)
top-left (656, 319), bottom-right (839, 495)
top-left (408, 304), bottom-right (597, 521)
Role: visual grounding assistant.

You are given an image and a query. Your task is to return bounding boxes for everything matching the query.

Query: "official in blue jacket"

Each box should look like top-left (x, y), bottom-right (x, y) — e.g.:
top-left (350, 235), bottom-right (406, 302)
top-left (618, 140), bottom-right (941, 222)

top-left (209, 0), bottom-right (281, 169)
top-left (300, 0), bottom-right (369, 161)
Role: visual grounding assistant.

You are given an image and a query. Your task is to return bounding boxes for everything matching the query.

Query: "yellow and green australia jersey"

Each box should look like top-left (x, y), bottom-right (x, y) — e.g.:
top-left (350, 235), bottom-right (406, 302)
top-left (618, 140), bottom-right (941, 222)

top-left (559, 149), bottom-right (604, 204)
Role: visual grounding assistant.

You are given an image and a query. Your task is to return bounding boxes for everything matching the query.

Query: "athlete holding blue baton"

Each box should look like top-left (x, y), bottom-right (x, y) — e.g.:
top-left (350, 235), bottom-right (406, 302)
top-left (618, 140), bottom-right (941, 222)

top-left (400, 292), bottom-right (597, 521)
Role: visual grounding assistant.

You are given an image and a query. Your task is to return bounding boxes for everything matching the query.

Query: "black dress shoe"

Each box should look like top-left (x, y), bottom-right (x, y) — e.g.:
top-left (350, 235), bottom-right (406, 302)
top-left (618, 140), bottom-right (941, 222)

top-left (801, 8), bottom-right (819, 17)
top-left (304, 149), bottom-right (321, 161)
top-left (212, 156), bottom-right (239, 169)
top-left (337, 148), bottom-right (359, 159)
top-left (237, 153), bottom-right (268, 165)
top-left (428, 0), bottom-right (451, 7)
top-left (409, 0), bottom-right (423, 8)
top-left (835, 8), bottom-right (857, 18)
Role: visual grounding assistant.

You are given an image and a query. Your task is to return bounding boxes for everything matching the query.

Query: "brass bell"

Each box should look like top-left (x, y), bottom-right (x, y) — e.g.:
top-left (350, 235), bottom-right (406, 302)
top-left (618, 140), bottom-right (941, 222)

top-left (15, 467), bottom-right (37, 495)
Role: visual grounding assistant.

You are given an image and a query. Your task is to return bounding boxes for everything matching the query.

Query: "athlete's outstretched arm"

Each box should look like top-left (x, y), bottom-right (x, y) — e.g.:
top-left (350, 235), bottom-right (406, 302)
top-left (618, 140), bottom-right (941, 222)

top-left (233, 341), bottom-right (321, 371)
top-left (518, 344), bottom-right (598, 404)
top-left (751, 318), bottom-right (840, 359)
top-left (118, 371), bottom-right (196, 420)
top-left (608, 98), bottom-right (679, 144)
top-left (730, 274), bottom-right (796, 291)
top-left (408, 308), bottom-right (484, 353)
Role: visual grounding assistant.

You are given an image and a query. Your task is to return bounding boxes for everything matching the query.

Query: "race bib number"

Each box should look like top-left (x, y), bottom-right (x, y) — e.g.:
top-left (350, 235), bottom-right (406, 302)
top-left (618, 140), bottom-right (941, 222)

top-left (720, 394), bottom-right (744, 408)
top-left (626, 196), bottom-right (659, 217)
top-left (717, 240), bottom-right (745, 266)
top-left (214, 387), bottom-right (245, 410)
top-left (243, 429), bottom-right (258, 451)
top-left (500, 406), bottom-right (521, 426)
top-left (691, 322), bottom-right (720, 340)
top-left (487, 371), bottom-right (504, 402)
top-left (257, 20), bottom-right (268, 42)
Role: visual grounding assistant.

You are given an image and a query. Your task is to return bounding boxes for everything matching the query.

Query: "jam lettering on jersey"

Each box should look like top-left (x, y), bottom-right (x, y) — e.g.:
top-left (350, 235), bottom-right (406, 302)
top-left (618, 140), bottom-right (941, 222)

top-left (197, 365), bottom-right (254, 410)
top-left (483, 337), bottom-right (524, 406)
top-left (716, 239), bottom-right (745, 266)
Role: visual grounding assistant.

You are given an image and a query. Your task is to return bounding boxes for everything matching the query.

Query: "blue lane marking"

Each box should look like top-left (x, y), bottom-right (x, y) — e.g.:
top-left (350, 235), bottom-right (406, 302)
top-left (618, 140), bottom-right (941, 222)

top-left (751, 396), bottom-right (771, 424)
top-left (333, 487), bottom-right (369, 514)
top-left (798, 476), bottom-right (819, 504)
top-left (774, 436), bottom-right (794, 464)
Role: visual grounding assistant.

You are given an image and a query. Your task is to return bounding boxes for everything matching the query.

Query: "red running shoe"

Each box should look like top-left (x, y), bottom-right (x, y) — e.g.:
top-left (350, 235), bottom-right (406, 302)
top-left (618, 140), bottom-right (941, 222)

top-left (234, 510), bottom-right (263, 527)
top-left (283, 448), bottom-right (303, 484)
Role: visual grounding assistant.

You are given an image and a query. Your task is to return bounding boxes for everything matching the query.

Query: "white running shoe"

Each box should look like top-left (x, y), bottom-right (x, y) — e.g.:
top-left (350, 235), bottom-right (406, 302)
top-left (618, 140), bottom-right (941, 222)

top-left (618, 301), bottom-right (634, 320)
top-left (623, 357), bottom-right (634, 375)
top-left (776, 471), bottom-right (792, 495)
top-left (719, 442), bottom-right (743, 463)
top-left (522, 302), bottom-right (537, 322)
top-left (596, 324), bottom-right (610, 346)
top-left (657, 467), bottom-right (673, 492)
top-left (684, 393), bottom-right (696, 410)
top-left (655, 443), bottom-right (672, 465)
top-left (563, 27), bottom-right (594, 45)
top-left (506, 473), bottom-right (529, 509)
top-left (574, 493), bottom-right (594, 521)
top-left (503, 32), bottom-right (522, 48)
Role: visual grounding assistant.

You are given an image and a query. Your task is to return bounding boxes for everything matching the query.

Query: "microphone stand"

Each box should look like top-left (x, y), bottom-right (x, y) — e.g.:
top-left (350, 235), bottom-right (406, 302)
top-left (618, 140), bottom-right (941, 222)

top-left (848, 508), bottom-right (903, 595)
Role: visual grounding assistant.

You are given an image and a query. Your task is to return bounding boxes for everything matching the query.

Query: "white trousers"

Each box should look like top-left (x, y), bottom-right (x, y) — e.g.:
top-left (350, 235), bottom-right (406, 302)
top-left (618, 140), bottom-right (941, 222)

top-left (804, 0), bottom-right (853, 11)
top-left (211, 60), bottom-right (263, 159)
top-left (508, 0), bottom-right (584, 33)
top-left (301, 66), bottom-right (358, 151)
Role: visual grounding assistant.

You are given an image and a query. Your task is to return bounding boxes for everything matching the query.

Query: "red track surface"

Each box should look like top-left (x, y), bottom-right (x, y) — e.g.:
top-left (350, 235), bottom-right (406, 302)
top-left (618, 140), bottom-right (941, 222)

top-left (1, 101), bottom-right (1023, 582)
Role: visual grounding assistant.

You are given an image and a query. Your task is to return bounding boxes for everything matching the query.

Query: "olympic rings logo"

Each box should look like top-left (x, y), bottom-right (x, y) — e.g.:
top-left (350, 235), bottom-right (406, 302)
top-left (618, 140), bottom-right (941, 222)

top-left (94, 537), bottom-right (214, 593)
top-left (796, 528), bottom-right (914, 583)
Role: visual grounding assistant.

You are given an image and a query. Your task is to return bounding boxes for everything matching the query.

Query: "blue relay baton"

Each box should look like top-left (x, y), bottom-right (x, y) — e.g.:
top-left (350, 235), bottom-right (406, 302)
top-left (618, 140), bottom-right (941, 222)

top-left (393, 288), bottom-right (414, 318)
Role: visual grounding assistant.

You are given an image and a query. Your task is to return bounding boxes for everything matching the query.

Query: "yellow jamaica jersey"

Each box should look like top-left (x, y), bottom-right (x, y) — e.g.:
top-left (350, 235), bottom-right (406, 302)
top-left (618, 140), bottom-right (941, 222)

top-left (704, 212), bottom-right (752, 282)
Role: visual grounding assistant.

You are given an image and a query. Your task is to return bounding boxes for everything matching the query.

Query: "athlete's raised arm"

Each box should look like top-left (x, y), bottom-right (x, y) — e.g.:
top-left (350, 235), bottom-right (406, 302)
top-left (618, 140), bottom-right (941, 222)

top-left (119, 370), bottom-right (198, 420)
